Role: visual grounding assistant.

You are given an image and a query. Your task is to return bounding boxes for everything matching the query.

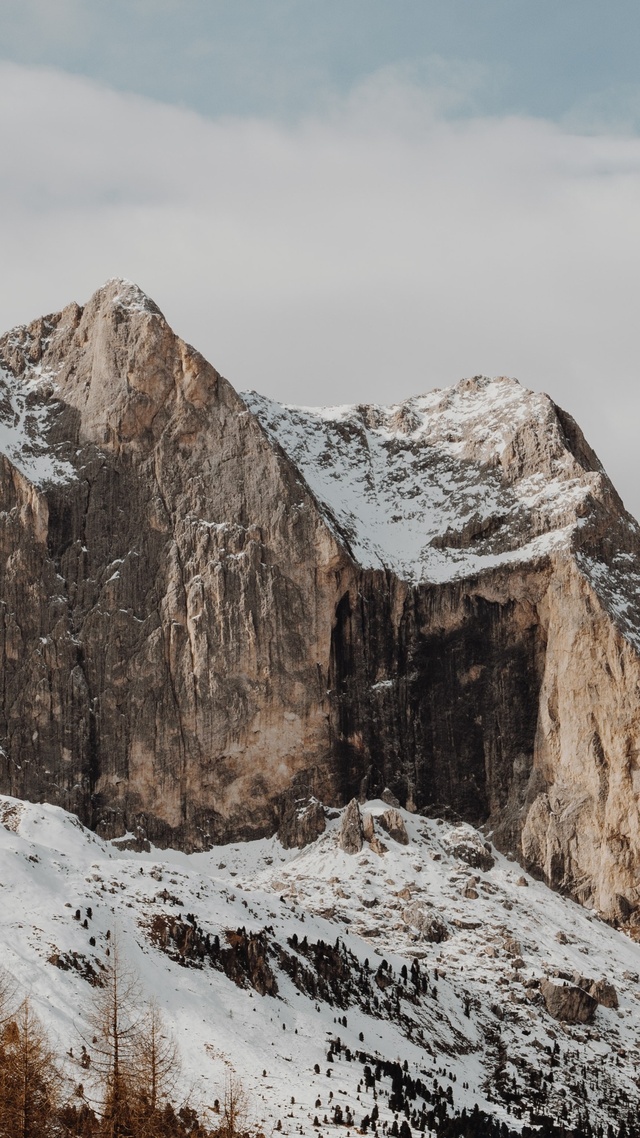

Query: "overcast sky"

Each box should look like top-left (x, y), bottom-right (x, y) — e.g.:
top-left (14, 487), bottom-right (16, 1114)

top-left (2, 1), bottom-right (640, 515)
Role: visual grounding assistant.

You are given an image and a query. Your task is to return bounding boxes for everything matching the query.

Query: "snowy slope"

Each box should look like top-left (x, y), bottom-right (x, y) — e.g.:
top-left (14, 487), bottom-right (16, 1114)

top-left (0, 363), bottom-right (74, 486)
top-left (1, 795), bottom-right (639, 1134)
top-left (243, 378), bottom-right (606, 585)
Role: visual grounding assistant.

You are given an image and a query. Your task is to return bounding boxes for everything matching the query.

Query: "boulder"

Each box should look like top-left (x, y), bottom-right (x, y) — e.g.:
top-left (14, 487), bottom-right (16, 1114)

top-left (381, 788), bottom-right (401, 808)
top-left (540, 979), bottom-right (598, 1023)
top-left (362, 812), bottom-right (375, 841)
top-left (578, 977), bottom-right (618, 1009)
top-left (402, 903), bottom-right (449, 943)
top-left (378, 809), bottom-right (409, 845)
top-left (369, 836), bottom-right (388, 856)
top-left (589, 979), bottom-right (618, 1009)
top-left (442, 826), bottom-right (495, 871)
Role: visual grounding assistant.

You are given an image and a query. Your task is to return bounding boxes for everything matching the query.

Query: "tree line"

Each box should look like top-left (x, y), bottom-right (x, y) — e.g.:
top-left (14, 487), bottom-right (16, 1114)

top-left (0, 943), bottom-right (248, 1138)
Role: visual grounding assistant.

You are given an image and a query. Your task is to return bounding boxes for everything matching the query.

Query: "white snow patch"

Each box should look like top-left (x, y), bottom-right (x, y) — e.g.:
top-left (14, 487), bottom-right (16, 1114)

top-left (0, 366), bottom-right (75, 486)
top-left (243, 378), bottom-right (595, 585)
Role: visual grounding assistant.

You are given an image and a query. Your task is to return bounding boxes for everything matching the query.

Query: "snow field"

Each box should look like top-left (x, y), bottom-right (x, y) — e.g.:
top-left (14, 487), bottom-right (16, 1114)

top-left (1, 796), bottom-right (639, 1132)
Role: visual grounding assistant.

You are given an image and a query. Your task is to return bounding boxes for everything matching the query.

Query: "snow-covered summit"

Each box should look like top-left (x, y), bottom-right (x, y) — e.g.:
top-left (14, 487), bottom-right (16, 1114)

top-left (244, 377), bottom-right (613, 585)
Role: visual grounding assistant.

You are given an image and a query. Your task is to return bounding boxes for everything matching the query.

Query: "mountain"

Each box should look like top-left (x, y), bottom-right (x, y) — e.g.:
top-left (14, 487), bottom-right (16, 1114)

top-left (2, 793), bottom-right (639, 1135)
top-left (1, 280), bottom-right (640, 928)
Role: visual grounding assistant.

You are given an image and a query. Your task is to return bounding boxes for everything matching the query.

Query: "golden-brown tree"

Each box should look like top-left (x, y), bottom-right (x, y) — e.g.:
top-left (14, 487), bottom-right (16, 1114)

top-left (0, 997), bottom-right (62, 1138)
top-left (85, 936), bottom-right (143, 1138)
top-left (0, 968), bottom-right (15, 1029)
top-left (216, 1073), bottom-right (250, 1138)
top-left (130, 999), bottom-right (180, 1137)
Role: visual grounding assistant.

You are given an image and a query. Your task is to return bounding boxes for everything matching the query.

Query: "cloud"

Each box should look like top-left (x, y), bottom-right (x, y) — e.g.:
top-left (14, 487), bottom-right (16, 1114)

top-left (1, 61), bottom-right (640, 516)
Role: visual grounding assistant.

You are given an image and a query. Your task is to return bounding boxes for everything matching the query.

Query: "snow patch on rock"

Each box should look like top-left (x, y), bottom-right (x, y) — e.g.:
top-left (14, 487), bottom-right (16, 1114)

top-left (0, 365), bottom-right (75, 486)
top-left (243, 377), bottom-right (598, 584)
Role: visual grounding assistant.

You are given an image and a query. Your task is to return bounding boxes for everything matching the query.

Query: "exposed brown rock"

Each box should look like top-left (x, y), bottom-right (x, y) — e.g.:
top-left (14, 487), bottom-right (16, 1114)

top-left (2, 280), bottom-right (640, 927)
top-left (540, 978), bottom-right (598, 1023)
top-left (369, 836), bottom-right (388, 856)
top-left (0, 282), bottom-right (347, 848)
top-left (585, 977), bottom-right (618, 1009)
top-left (361, 812), bottom-right (375, 841)
top-left (402, 904), bottom-right (449, 943)
top-left (339, 799), bottom-right (364, 854)
top-left (378, 808), bottom-right (409, 845)
top-left (380, 788), bottom-right (401, 808)
top-left (278, 796), bottom-right (326, 851)
top-left (443, 827), bottom-right (495, 871)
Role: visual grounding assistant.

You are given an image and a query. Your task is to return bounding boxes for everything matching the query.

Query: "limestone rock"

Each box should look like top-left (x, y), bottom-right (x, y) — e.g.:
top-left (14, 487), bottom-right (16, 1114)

top-left (380, 788), bottom-right (401, 808)
top-left (278, 796), bottom-right (326, 851)
top-left (443, 826), bottom-right (495, 871)
top-left (339, 799), bottom-right (364, 854)
top-left (362, 812), bottom-right (375, 841)
top-left (402, 903), bottom-right (449, 943)
top-left (540, 979), bottom-right (598, 1023)
top-left (0, 281), bottom-right (348, 849)
top-left (369, 836), bottom-right (388, 856)
top-left (588, 978), bottom-right (619, 1009)
top-left (3, 280), bottom-right (640, 924)
top-left (378, 809), bottom-right (409, 845)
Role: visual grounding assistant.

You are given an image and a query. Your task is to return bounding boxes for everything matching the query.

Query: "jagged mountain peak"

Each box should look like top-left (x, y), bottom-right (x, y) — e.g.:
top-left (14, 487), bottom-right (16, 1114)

top-left (244, 374), bottom-right (622, 587)
top-left (0, 283), bottom-right (640, 935)
top-left (99, 276), bottom-right (166, 317)
top-left (0, 278), bottom-right (231, 463)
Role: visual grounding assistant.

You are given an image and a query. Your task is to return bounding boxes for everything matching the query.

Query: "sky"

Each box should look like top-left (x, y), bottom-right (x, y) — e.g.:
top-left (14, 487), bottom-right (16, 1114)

top-left (2, 1), bottom-right (640, 514)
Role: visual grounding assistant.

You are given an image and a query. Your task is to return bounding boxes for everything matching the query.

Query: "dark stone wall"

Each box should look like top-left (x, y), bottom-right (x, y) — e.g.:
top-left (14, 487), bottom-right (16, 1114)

top-left (328, 569), bottom-right (547, 835)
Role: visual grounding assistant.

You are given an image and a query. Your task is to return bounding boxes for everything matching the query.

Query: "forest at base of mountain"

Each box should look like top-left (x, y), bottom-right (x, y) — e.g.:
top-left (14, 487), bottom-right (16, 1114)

top-left (0, 958), bottom-right (636, 1138)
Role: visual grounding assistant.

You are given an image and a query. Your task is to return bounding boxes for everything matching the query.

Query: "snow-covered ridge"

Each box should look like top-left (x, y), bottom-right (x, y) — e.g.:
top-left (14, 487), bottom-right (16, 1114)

top-left (108, 277), bottom-right (165, 318)
top-left (2, 794), bottom-right (640, 1133)
top-left (243, 377), bottom-right (603, 585)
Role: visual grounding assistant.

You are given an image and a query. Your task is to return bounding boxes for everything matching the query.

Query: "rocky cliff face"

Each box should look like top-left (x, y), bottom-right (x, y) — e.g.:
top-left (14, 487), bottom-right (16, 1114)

top-left (1, 280), bottom-right (640, 922)
top-left (0, 281), bottom-right (348, 847)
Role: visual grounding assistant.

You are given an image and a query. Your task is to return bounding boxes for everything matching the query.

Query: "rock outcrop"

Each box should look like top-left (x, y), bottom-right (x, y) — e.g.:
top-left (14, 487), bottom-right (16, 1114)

top-left (442, 826), bottom-right (495, 871)
top-left (2, 280), bottom-right (640, 921)
top-left (378, 808), bottom-right (409, 845)
top-left (0, 281), bottom-right (348, 848)
top-left (540, 978), bottom-right (598, 1024)
top-left (277, 796), bottom-right (326, 851)
top-left (402, 903), bottom-right (449, 943)
top-left (339, 799), bottom-right (364, 854)
top-left (572, 974), bottom-right (619, 1009)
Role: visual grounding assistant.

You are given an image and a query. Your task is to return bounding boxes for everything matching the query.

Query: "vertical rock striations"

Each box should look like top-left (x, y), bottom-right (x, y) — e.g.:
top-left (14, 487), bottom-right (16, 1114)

top-left (0, 281), bottom-right (348, 847)
top-left (1, 281), bottom-right (640, 922)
